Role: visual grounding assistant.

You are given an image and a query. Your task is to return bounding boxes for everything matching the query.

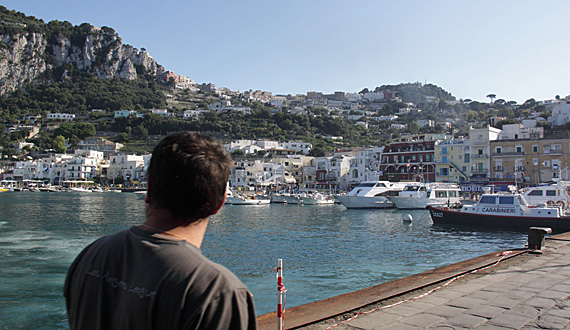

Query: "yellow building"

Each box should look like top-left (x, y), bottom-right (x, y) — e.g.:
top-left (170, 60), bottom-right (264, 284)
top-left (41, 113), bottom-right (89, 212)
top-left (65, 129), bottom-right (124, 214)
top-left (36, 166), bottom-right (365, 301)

top-left (434, 140), bottom-right (469, 183)
top-left (490, 138), bottom-right (570, 186)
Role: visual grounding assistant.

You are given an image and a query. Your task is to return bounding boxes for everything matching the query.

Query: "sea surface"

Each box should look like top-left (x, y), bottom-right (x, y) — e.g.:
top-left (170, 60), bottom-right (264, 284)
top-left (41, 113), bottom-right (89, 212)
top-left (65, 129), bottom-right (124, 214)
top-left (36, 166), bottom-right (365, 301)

top-left (0, 191), bottom-right (528, 329)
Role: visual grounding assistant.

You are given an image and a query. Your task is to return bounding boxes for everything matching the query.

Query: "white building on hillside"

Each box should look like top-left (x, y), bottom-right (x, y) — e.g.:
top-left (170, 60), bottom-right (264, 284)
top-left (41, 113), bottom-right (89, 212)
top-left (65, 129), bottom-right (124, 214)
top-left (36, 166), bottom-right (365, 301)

top-left (498, 123), bottom-right (543, 140)
top-left (364, 92), bottom-right (384, 102)
top-left (346, 147), bottom-right (384, 185)
top-left (548, 102), bottom-right (570, 126)
top-left (47, 113), bottom-right (75, 121)
top-left (229, 160), bottom-right (295, 189)
top-left (183, 109), bottom-right (209, 120)
top-left (315, 155), bottom-right (353, 187)
top-left (66, 156), bottom-right (98, 181)
top-left (108, 154), bottom-right (146, 182)
top-left (279, 141), bottom-right (312, 154)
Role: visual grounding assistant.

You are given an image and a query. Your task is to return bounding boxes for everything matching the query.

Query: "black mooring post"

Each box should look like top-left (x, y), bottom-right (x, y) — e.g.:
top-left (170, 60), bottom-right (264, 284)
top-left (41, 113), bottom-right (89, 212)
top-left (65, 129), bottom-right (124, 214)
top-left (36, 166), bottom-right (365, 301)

top-left (528, 227), bottom-right (552, 252)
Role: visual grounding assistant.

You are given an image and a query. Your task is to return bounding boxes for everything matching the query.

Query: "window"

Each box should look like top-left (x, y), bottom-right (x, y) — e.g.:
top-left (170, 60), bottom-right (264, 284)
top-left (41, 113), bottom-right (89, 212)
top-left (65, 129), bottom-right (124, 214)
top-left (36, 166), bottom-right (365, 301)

top-left (435, 191), bottom-right (447, 198)
top-left (516, 145), bottom-right (523, 153)
top-left (546, 190), bottom-right (557, 197)
top-left (449, 191), bottom-right (457, 197)
top-left (440, 168), bottom-right (448, 176)
top-left (499, 196), bottom-right (514, 204)
top-left (442, 147), bottom-right (448, 155)
top-left (533, 145), bottom-right (538, 153)
top-left (528, 190), bottom-right (543, 196)
top-left (495, 147), bottom-right (502, 154)
top-left (442, 156), bottom-right (448, 164)
top-left (480, 196), bottom-right (497, 204)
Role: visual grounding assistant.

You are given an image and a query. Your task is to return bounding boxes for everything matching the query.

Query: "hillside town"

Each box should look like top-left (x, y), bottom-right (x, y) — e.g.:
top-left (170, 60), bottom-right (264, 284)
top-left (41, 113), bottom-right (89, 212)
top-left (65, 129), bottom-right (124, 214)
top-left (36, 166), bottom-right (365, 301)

top-left (3, 70), bottom-right (570, 192)
top-left (2, 114), bottom-right (570, 194)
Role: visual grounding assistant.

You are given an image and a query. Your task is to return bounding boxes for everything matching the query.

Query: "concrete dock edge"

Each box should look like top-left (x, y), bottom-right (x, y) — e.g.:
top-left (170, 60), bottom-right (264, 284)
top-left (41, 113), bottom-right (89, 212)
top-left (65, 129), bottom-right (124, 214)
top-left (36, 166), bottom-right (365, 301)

top-left (257, 231), bottom-right (570, 330)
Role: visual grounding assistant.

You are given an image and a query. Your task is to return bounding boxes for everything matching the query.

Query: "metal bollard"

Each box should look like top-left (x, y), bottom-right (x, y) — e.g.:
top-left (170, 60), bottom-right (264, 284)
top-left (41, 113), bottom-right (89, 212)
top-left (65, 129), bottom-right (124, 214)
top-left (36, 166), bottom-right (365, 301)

top-left (528, 227), bottom-right (552, 252)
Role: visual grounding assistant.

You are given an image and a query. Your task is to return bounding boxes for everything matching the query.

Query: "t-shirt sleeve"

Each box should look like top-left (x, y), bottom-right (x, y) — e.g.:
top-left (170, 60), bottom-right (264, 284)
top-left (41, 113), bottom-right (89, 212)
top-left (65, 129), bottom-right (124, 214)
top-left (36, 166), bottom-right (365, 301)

top-left (184, 288), bottom-right (257, 330)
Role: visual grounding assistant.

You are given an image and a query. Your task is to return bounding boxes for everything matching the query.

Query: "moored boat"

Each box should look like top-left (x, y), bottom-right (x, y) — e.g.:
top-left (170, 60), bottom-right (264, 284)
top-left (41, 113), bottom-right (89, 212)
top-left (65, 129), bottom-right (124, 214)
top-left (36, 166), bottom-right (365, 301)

top-left (389, 182), bottom-right (462, 209)
top-left (427, 192), bottom-right (570, 232)
top-left (230, 195), bottom-right (270, 205)
top-left (334, 181), bottom-right (410, 209)
top-left (300, 193), bottom-right (335, 205)
top-left (519, 180), bottom-right (570, 210)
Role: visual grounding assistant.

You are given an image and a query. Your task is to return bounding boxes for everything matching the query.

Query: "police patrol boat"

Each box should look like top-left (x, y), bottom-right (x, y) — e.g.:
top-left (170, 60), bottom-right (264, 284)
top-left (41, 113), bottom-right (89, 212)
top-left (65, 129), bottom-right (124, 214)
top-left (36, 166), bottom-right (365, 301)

top-left (426, 192), bottom-right (570, 232)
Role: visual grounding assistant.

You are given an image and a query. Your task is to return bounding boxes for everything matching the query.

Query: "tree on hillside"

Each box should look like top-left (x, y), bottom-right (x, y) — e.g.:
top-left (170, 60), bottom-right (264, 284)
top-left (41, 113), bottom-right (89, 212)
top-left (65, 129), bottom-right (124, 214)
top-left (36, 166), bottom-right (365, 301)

top-left (408, 121), bottom-right (420, 134)
top-left (53, 135), bottom-right (66, 153)
top-left (487, 94), bottom-right (496, 104)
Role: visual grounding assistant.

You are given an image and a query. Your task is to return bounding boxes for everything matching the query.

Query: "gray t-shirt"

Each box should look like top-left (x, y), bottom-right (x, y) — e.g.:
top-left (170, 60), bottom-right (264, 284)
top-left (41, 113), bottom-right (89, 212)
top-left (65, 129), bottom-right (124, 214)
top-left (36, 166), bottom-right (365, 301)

top-left (64, 226), bottom-right (257, 330)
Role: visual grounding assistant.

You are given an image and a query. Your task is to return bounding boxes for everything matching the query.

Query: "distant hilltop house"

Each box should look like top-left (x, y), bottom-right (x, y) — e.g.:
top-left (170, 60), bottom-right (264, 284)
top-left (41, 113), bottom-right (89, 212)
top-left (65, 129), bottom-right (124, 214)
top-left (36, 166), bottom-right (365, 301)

top-left (223, 140), bottom-right (312, 155)
top-left (47, 113), bottom-right (75, 121)
top-left (391, 123), bottom-right (407, 130)
top-left (183, 109), bottom-right (209, 120)
top-left (114, 110), bottom-right (143, 118)
top-left (417, 119), bottom-right (435, 128)
top-left (150, 109), bottom-right (173, 117)
top-left (22, 115), bottom-right (41, 124)
top-left (208, 101), bottom-right (251, 115)
top-left (77, 137), bottom-right (124, 155)
top-left (548, 102), bottom-right (570, 126)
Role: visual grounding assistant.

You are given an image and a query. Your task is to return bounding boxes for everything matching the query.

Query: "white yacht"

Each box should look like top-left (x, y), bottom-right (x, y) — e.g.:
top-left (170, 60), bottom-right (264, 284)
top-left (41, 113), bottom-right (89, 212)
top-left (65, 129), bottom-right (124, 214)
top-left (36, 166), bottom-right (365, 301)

top-left (388, 182), bottom-right (462, 209)
top-left (519, 180), bottom-right (570, 209)
top-left (300, 193), bottom-right (335, 205)
top-left (334, 181), bottom-right (410, 209)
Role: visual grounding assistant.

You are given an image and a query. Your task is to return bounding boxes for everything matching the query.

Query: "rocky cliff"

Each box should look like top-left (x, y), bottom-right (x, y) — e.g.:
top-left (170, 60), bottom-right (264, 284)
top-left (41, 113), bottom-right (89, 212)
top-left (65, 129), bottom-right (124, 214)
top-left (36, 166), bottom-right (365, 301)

top-left (0, 20), bottom-right (165, 95)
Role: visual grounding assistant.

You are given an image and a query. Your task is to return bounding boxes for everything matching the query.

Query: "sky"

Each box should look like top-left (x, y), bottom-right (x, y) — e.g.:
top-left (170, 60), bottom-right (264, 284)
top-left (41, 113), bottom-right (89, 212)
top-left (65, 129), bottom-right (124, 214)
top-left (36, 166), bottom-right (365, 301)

top-left (2, 0), bottom-right (569, 103)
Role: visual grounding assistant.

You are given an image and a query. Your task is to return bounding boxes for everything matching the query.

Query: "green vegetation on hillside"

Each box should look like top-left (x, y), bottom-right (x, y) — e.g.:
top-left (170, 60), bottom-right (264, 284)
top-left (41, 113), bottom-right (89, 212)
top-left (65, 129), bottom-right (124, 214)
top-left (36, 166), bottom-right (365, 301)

top-left (0, 67), bottom-right (167, 121)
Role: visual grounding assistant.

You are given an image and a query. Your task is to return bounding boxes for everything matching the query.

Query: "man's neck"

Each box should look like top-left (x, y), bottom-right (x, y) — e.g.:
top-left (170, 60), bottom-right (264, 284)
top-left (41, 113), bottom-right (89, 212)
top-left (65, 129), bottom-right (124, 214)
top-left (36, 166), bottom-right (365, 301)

top-left (143, 205), bottom-right (208, 248)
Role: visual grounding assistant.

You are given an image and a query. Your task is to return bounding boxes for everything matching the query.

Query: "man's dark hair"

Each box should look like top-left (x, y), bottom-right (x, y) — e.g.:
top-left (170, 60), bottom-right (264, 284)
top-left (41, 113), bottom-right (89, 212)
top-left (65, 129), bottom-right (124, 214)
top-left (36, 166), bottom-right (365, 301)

top-left (147, 132), bottom-right (231, 223)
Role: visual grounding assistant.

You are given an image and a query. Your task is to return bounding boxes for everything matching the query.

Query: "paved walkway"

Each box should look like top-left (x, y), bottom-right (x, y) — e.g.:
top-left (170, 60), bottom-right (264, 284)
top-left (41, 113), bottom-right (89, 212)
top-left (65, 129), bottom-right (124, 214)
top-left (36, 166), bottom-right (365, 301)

top-left (258, 232), bottom-right (570, 330)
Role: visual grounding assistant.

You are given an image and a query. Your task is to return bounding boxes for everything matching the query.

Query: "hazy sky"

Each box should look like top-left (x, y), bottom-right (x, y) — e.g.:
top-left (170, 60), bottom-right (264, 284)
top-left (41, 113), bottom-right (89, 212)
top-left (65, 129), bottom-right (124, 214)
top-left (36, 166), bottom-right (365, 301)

top-left (3, 1), bottom-right (569, 103)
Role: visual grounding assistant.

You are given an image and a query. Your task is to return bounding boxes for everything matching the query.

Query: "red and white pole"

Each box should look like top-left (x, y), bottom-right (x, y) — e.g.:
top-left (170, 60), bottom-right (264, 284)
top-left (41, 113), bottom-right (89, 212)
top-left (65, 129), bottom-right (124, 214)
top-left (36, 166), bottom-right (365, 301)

top-left (277, 259), bottom-right (284, 330)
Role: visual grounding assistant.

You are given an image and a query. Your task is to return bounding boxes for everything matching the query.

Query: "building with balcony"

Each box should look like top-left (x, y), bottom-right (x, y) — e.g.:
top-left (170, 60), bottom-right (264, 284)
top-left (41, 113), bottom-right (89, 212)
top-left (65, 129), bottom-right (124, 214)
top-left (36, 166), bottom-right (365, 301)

top-left (434, 139), bottom-right (469, 183)
top-left (491, 138), bottom-right (570, 186)
top-left (346, 147), bottom-right (383, 185)
top-left (66, 157), bottom-right (98, 181)
top-left (315, 155), bottom-right (353, 188)
top-left (380, 134), bottom-right (451, 182)
top-left (468, 126), bottom-right (501, 183)
top-left (108, 154), bottom-right (147, 183)
top-left (498, 123), bottom-right (543, 140)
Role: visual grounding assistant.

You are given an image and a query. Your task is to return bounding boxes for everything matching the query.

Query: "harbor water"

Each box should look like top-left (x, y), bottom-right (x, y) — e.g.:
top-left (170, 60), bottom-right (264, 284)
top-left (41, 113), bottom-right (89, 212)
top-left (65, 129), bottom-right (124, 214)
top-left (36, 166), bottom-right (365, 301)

top-left (0, 191), bottom-right (528, 329)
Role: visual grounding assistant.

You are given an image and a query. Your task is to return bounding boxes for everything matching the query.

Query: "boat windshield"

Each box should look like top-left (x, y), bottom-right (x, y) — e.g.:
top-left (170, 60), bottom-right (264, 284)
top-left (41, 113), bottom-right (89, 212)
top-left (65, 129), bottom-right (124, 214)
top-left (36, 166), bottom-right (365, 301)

top-left (499, 196), bottom-right (514, 205)
top-left (479, 195), bottom-right (497, 204)
top-left (357, 183), bottom-right (377, 188)
top-left (527, 190), bottom-right (543, 196)
top-left (404, 186), bottom-right (420, 191)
